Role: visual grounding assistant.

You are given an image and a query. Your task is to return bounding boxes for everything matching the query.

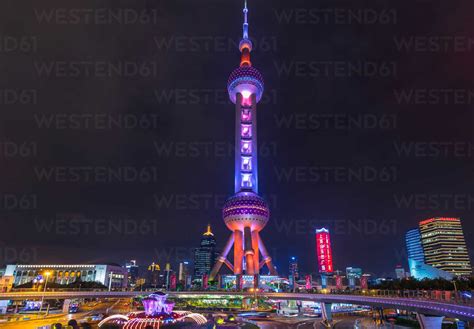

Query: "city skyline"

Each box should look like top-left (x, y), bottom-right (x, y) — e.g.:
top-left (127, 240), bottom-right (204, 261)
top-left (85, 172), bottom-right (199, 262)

top-left (0, 0), bottom-right (473, 278)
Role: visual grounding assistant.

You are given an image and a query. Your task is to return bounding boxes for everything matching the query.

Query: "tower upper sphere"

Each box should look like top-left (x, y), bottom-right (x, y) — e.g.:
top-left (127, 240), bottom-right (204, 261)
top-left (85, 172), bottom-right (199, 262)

top-left (227, 0), bottom-right (264, 104)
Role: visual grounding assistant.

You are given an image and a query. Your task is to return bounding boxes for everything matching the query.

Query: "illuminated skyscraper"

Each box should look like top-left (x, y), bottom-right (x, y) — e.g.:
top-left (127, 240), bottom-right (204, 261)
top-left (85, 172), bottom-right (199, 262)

top-left (419, 217), bottom-right (471, 277)
top-left (405, 227), bottom-right (453, 280)
top-left (125, 259), bottom-right (139, 286)
top-left (289, 257), bottom-right (299, 280)
top-left (316, 228), bottom-right (333, 274)
top-left (193, 224), bottom-right (217, 278)
top-left (210, 1), bottom-right (277, 279)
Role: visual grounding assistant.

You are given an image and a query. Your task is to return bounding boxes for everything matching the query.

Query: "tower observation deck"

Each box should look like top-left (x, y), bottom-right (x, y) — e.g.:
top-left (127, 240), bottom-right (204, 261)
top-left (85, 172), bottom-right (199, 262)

top-left (210, 1), bottom-right (277, 280)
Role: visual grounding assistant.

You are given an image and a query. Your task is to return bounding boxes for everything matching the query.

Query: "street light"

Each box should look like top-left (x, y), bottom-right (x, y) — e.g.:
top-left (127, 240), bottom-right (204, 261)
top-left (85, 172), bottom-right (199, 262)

top-left (38, 271), bottom-right (51, 318)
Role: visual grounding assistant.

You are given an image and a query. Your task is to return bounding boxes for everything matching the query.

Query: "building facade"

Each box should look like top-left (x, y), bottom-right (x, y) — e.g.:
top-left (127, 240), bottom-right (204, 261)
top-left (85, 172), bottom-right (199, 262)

top-left (405, 227), bottom-right (453, 280)
top-left (4, 264), bottom-right (127, 288)
top-left (125, 260), bottom-right (139, 287)
top-left (316, 228), bottom-right (333, 274)
top-left (194, 225), bottom-right (217, 278)
top-left (147, 262), bottom-right (162, 289)
top-left (289, 256), bottom-right (299, 280)
top-left (419, 217), bottom-right (472, 277)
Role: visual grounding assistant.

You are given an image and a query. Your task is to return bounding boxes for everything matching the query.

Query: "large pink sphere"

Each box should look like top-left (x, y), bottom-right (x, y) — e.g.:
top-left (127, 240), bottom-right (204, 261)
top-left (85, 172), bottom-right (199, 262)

top-left (222, 192), bottom-right (269, 231)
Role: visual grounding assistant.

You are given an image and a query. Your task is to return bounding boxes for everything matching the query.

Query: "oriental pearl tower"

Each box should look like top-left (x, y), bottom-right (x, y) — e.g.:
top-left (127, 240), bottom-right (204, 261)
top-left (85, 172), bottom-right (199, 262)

top-left (209, 1), bottom-right (277, 280)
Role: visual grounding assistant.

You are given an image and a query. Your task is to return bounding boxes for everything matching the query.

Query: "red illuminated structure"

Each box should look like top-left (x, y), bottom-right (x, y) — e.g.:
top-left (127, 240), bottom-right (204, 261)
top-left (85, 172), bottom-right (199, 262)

top-left (316, 228), bottom-right (333, 274)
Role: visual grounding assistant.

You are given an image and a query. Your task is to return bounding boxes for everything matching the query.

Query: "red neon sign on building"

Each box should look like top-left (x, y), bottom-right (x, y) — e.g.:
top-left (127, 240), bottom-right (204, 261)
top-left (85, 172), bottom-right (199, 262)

top-left (316, 228), bottom-right (333, 273)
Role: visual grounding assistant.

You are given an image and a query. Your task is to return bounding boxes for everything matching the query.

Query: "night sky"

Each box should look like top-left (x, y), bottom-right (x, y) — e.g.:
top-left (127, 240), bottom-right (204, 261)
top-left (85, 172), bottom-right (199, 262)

top-left (0, 0), bottom-right (473, 277)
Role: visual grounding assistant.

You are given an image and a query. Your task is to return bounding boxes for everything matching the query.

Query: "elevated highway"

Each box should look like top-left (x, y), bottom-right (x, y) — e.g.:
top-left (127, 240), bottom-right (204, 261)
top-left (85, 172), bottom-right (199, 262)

top-left (0, 290), bottom-right (473, 322)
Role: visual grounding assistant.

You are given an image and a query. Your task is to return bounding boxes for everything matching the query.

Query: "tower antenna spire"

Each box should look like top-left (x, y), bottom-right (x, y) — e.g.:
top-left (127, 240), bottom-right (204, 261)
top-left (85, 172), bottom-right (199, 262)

top-left (243, 0), bottom-right (249, 40)
top-left (239, 0), bottom-right (252, 67)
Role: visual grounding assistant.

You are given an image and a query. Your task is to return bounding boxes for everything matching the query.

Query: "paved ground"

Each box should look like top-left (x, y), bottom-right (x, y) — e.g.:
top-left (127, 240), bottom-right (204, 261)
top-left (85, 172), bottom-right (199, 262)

top-left (0, 299), bottom-right (124, 328)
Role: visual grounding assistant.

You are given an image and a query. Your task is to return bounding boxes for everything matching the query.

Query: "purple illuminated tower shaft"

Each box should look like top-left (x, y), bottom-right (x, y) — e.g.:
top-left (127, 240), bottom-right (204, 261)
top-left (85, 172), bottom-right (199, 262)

top-left (209, 1), bottom-right (277, 280)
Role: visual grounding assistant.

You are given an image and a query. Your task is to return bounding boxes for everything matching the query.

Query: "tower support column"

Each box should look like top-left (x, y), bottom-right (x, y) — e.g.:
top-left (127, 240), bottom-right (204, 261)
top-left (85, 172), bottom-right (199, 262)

top-left (252, 230), bottom-right (259, 273)
top-left (210, 234), bottom-right (234, 280)
top-left (234, 230), bottom-right (243, 274)
top-left (244, 227), bottom-right (255, 275)
top-left (258, 236), bottom-right (277, 275)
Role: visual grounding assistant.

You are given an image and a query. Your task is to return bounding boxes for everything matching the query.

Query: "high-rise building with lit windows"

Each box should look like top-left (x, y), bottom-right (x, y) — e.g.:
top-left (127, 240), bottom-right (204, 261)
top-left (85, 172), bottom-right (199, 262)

top-left (405, 227), bottom-right (453, 280)
top-left (193, 224), bottom-right (218, 278)
top-left (209, 1), bottom-right (277, 280)
top-left (419, 217), bottom-right (471, 277)
top-left (289, 256), bottom-right (299, 280)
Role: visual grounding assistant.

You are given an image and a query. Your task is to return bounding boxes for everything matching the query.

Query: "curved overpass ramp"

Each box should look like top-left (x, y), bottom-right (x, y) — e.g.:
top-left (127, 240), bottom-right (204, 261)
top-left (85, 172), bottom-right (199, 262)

top-left (0, 291), bottom-right (472, 321)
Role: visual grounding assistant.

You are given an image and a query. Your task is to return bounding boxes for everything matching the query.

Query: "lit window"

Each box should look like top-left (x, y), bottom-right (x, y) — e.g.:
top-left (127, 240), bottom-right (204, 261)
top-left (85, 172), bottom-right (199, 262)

top-left (241, 125), bottom-right (252, 138)
top-left (242, 174), bottom-right (252, 188)
top-left (241, 110), bottom-right (251, 122)
top-left (241, 157), bottom-right (252, 171)
top-left (241, 141), bottom-right (251, 154)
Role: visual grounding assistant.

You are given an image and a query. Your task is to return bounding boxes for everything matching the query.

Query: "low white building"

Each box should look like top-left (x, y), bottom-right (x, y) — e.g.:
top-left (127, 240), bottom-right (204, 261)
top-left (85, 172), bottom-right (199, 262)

top-left (4, 264), bottom-right (127, 289)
